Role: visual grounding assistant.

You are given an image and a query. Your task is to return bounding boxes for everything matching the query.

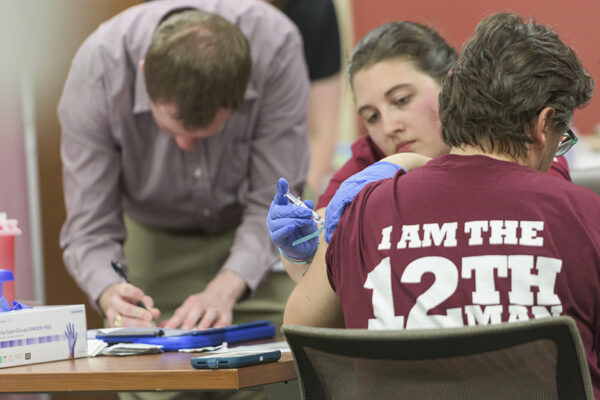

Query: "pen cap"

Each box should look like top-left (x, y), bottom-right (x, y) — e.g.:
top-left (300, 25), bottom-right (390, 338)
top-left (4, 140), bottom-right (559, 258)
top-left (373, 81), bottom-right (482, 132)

top-left (0, 213), bottom-right (21, 303)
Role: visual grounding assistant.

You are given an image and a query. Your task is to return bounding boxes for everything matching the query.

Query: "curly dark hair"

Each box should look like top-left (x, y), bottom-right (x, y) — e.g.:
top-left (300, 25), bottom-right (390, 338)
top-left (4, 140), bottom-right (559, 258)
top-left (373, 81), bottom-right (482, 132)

top-left (439, 12), bottom-right (594, 159)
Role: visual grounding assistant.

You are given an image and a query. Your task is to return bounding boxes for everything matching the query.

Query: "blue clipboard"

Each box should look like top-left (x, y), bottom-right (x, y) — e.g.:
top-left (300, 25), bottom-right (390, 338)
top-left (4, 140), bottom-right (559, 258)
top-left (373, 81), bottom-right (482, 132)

top-left (95, 320), bottom-right (276, 351)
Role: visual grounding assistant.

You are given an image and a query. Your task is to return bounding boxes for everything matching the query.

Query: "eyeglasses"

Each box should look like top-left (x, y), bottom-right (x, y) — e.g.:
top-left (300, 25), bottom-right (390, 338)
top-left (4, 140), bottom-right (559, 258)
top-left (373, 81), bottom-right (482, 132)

top-left (555, 129), bottom-right (578, 157)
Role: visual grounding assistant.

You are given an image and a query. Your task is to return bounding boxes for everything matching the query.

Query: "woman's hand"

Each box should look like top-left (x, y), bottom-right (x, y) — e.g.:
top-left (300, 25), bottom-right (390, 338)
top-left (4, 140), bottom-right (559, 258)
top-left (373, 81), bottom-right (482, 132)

top-left (266, 178), bottom-right (319, 263)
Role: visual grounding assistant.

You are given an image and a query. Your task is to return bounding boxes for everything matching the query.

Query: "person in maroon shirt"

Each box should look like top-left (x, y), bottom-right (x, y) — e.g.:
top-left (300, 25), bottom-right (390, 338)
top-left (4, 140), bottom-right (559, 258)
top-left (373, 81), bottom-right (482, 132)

top-left (284, 12), bottom-right (599, 397)
top-left (267, 21), bottom-right (572, 281)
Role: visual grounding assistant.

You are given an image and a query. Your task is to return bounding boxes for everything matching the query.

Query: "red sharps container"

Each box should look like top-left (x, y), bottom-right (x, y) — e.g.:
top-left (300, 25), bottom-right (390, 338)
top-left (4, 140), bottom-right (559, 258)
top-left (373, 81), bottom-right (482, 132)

top-left (0, 213), bottom-right (21, 303)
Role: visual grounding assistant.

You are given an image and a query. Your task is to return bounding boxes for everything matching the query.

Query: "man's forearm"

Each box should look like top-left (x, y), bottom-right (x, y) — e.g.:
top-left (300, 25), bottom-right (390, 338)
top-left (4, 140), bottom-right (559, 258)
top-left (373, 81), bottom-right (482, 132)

top-left (206, 269), bottom-right (248, 304)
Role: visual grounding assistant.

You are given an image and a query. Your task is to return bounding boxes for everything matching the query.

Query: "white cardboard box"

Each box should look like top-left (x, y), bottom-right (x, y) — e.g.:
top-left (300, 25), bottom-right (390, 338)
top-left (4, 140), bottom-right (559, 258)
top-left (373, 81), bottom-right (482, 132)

top-left (0, 304), bottom-right (87, 368)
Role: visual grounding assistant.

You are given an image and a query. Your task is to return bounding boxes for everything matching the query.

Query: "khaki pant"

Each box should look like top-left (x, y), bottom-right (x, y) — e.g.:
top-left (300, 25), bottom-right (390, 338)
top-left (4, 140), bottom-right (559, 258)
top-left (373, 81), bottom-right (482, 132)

top-left (119, 215), bottom-right (296, 400)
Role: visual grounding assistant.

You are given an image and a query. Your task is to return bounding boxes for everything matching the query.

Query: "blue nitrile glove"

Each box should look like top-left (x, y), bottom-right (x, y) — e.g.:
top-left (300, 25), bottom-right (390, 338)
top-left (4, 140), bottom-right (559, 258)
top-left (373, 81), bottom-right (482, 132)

top-left (325, 161), bottom-right (405, 243)
top-left (0, 297), bottom-right (11, 312)
top-left (10, 301), bottom-right (29, 310)
top-left (267, 178), bottom-right (319, 263)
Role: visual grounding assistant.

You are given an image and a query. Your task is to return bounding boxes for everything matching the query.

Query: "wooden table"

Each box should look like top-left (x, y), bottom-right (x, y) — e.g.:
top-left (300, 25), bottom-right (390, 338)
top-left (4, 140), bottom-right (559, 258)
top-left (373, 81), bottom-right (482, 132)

top-left (0, 351), bottom-right (297, 396)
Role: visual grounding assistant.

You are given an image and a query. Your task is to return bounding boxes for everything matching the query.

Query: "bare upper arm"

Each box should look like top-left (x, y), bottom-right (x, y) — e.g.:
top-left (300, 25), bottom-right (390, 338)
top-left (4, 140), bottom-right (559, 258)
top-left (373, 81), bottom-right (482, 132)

top-left (382, 153), bottom-right (432, 171)
top-left (283, 237), bottom-right (345, 328)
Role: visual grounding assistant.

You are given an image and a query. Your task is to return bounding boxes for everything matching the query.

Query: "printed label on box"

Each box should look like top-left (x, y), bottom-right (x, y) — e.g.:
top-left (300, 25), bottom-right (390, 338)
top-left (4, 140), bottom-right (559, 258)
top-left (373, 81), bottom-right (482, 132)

top-left (0, 304), bottom-right (87, 368)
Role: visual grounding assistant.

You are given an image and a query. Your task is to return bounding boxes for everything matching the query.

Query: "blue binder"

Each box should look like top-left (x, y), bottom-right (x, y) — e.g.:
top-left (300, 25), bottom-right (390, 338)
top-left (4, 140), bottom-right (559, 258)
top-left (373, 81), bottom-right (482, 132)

top-left (94, 320), bottom-right (276, 351)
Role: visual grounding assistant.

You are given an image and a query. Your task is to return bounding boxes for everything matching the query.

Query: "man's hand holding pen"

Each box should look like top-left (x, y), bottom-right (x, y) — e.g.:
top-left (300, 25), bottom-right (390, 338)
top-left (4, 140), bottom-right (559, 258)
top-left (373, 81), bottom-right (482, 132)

top-left (100, 261), bottom-right (247, 330)
top-left (98, 262), bottom-right (160, 328)
top-left (99, 282), bottom-right (160, 327)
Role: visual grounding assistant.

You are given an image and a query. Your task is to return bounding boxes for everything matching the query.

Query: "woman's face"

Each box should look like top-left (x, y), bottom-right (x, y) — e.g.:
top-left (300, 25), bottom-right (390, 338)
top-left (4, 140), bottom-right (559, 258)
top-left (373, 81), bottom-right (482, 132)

top-left (352, 58), bottom-right (450, 157)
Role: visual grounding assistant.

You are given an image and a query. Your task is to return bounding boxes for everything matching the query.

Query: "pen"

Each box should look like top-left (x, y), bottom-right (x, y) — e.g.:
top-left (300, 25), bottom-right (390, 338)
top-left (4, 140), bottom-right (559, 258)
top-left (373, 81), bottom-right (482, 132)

top-left (110, 260), bottom-right (156, 325)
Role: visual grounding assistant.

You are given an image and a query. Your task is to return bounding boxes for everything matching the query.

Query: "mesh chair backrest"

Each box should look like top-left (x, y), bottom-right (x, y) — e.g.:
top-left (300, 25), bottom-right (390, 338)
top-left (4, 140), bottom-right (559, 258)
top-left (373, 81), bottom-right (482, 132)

top-left (282, 316), bottom-right (593, 400)
top-left (302, 340), bottom-right (557, 399)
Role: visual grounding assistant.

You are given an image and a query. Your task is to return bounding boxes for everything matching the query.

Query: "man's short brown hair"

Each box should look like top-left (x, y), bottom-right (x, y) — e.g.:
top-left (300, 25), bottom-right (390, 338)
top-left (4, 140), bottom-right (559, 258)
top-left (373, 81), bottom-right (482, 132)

top-left (439, 12), bottom-right (594, 159)
top-left (144, 9), bottom-right (251, 128)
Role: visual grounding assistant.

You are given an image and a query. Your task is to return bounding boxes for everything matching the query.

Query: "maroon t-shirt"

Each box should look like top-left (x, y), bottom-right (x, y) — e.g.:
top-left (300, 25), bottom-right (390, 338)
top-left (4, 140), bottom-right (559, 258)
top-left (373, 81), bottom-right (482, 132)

top-left (326, 154), bottom-right (600, 397)
top-left (317, 136), bottom-right (571, 209)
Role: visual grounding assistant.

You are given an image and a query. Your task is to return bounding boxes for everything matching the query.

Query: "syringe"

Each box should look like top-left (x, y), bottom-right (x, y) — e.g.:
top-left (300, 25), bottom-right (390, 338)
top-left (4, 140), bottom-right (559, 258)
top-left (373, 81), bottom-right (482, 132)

top-left (285, 191), bottom-right (324, 226)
